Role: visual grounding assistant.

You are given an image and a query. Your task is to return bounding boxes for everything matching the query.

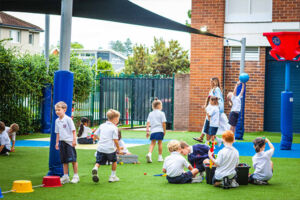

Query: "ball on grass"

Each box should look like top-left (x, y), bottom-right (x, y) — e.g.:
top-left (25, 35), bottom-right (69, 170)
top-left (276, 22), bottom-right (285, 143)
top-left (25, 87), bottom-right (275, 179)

top-left (144, 173), bottom-right (147, 175)
top-left (239, 73), bottom-right (249, 83)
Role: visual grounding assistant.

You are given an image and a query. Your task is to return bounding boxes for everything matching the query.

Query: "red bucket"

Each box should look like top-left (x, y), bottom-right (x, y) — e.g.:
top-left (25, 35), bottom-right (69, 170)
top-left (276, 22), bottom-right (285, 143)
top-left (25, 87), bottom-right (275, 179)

top-left (42, 176), bottom-right (62, 187)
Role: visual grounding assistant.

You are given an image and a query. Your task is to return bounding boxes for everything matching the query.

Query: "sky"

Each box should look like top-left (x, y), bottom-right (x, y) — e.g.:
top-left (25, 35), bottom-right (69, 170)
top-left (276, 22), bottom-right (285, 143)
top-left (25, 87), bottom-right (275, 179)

top-left (7, 0), bottom-right (191, 52)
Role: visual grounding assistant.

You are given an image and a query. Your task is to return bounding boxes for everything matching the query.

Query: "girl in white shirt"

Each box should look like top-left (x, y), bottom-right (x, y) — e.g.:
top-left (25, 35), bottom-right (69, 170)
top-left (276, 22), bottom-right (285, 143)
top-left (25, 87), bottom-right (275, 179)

top-left (77, 117), bottom-right (94, 144)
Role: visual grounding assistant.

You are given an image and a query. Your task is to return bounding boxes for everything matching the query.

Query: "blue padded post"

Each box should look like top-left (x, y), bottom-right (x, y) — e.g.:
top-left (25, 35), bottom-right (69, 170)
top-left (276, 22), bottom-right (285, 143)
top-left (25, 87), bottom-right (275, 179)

top-left (48, 70), bottom-right (74, 176)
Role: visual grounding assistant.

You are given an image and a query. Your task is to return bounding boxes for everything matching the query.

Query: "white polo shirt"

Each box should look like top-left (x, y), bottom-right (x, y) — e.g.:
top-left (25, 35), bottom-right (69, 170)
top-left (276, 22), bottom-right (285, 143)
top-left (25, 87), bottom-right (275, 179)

top-left (206, 105), bottom-right (220, 127)
top-left (0, 130), bottom-right (11, 150)
top-left (147, 109), bottom-right (167, 134)
top-left (78, 126), bottom-right (92, 138)
top-left (96, 121), bottom-right (118, 154)
top-left (55, 115), bottom-right (76, 144)
top-left (231, 93), bottom-right (242, 112)
top-left (252, 149), bottom-right (274, 181)
top-left (163, 152), bottom-right (190, 177)
top-left (214, 145), bottom-right (239, 180)
top-left (5, 127), bottom-right (16, 141)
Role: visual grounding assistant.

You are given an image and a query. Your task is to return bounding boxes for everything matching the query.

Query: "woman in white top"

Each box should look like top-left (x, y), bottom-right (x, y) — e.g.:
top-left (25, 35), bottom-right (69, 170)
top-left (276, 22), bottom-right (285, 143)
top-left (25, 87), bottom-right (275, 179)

top-left (77, 117), bottom-right (94, 144)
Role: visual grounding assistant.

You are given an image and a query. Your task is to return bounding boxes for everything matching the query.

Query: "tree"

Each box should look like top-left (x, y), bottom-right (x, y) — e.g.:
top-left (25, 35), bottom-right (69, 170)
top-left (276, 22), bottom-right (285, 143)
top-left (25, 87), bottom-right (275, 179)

top-left (109, 40), bottom-right (126, 55)
top-left (186, 9), bottom-right (191, 27)
top-left (71, 42), bottom-right (84, 49)
top-left (124, 38), bottom-right (133, 56)
top-left (93, 58), bottom-right (115, 76)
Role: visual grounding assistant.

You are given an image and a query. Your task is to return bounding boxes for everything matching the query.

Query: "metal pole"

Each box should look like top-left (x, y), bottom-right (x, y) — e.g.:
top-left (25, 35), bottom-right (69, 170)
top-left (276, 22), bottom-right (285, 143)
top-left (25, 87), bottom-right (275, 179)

top-left (45, 14), bottom-right (50, 70)
top-left (240, 37), bottom-right (246, 74)
top-left (285, 62), bottom-right (290, 91)
top-left (59, 0), bottom-right (73, 71)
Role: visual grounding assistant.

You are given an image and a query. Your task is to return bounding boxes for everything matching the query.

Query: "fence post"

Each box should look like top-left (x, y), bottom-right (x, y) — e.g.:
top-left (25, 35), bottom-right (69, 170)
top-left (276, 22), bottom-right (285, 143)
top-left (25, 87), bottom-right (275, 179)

top-left (90, 79), bottom-right (95, 126)
top-left (99, 73), bottom-right (104, 124)
top-left (41, 83), bottom-right (52, 133)
top-left (131, 74), bottom-right (135, 129)
top-left (171, 73), bottom-right (175, 130)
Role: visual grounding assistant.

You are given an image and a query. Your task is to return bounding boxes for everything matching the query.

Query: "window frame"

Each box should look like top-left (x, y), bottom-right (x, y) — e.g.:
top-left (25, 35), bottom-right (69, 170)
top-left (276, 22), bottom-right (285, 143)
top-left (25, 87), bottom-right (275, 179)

top-left (28, 32), bottom-right (34, 45)
top-left (9, 30), bottom-right (21, 43)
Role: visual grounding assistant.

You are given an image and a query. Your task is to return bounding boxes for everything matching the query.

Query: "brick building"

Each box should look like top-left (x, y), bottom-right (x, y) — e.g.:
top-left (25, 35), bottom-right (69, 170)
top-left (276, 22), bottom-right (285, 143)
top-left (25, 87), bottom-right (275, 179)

top-left (189, 0), bottom-right (300, 133)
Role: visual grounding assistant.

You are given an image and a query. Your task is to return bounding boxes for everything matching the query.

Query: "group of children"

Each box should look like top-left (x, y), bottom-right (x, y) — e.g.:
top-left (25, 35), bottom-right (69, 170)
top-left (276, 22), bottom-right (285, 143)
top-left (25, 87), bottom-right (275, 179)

top-left (0, 121), bottom-right (19, 156)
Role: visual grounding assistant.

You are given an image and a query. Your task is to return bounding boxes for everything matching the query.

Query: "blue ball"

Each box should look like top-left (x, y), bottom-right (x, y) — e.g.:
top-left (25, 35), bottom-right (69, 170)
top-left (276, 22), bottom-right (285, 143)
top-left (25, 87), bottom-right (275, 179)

top-left (239, 73), bottom-right (249, 83)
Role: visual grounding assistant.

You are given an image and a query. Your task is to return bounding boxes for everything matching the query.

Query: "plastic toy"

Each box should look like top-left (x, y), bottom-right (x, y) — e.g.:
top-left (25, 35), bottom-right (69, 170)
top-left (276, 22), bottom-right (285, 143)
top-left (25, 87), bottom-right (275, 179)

top-left (42, 176), bottom-right (62, 187)
top-left (153, 173), bottom-right (167, 177)
top-left (239, 73), bottom-right (249, 83)
top-left (12, 180), bottom-right (34, 193)
top-left (144, 173), bottom-right (147, 175)
top-left (0, 187), bottom-right (3, 198)
top-left (209, 141), bottom-right (215, 169)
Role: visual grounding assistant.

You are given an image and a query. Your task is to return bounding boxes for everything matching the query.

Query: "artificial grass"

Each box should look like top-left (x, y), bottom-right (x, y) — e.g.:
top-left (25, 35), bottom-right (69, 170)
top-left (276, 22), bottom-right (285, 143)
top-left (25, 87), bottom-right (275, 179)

top-left (2, 132), bottom-right (300, 200)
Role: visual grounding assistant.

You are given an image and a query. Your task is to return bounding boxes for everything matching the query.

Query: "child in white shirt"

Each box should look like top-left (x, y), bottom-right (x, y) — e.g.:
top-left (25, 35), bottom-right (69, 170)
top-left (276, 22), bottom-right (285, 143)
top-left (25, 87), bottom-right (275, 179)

top-left (77, 117), bottom-right (94, 144)
top-left (5, 123), bottom-right (19, 152)
top-left (227, 81), bottom-right (245, 133)
top-left (146, 98), bottom-right (167, 163)
top-left (206, 96), bottom-right (220, 143)
top-left (249, 137), bottom-right (274, 185)
top-left (163, 140), bottom-right (200, 184)
top-left (0, 121), bottom-right (11, 156)
top-left (118, 129), bottom-right (131, 155)
top-left (209, 130), bottom-right (239, 188)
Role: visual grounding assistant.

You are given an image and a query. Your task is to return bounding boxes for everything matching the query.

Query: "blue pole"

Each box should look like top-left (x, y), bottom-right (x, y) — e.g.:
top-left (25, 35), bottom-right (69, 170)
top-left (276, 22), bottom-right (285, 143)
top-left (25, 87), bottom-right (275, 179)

top-left (280, 62), bottom-right (293, 150)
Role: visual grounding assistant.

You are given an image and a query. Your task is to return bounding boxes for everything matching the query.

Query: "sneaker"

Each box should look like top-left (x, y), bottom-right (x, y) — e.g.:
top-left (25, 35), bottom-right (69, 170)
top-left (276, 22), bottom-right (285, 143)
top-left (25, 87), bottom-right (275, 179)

top-left (222, 177), bottom-right (230, 189)
top-left (109, 176), bottom-right (120, 182)
top-left (158, 156), bottom-right (164, 162)
top-left (230, 179), bottom-right (239, 188)
top-left (60, 176), bottom-right (70, 184)
top-left (254, 179), bottom-right (268, 185)
top-left (191, 176), bottom-right (202, 183)
top-left (193, 137), bottom-right (203, 143)
top-left (4, 152), bottom-right (9, 156)
top-left (71, 176), bottom-right (80, 184)
top-left (146, 154), bottom-right (152, 163)
top-left (92, 168), bottom-right (99, 183)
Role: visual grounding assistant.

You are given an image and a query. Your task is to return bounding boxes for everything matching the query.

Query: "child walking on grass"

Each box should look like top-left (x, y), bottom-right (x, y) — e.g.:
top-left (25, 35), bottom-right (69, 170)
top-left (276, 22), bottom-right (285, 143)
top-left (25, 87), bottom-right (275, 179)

top-left (54, 101), bottom-right (79, 184)
top-left (146, 98), bottom-right (166, 163)
top-left (208, 130), bottom-right (239, 188)
top-left (227, 81), bottom-right (245, 133)
top-left (0, 121), bottom-right (11, 156)
top-left (249, 137), bottom-right (274, 185)
top-left (163, 140), bottom-right (201, 184)
top-left (92, 109), bottom-right (123, 183)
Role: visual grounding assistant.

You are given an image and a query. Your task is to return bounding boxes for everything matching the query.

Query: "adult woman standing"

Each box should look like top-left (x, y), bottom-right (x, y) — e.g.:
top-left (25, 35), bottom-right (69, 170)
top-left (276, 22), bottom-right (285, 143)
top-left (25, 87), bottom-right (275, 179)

top-left (193, 77), bottom-right (230, 142)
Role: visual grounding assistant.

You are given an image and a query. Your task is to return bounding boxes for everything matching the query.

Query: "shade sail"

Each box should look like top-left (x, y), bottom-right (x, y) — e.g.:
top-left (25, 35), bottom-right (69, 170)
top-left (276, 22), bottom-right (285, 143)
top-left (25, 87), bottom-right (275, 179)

top-left (0, 0), bottom-right (222, 38)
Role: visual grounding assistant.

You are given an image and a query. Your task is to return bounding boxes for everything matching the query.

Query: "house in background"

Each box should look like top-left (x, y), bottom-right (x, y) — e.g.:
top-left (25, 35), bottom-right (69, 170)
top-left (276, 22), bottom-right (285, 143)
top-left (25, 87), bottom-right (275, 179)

top-left (0, 12), bottom-right (43, 54)
top-left (74, 49), bottom-right (127, 72)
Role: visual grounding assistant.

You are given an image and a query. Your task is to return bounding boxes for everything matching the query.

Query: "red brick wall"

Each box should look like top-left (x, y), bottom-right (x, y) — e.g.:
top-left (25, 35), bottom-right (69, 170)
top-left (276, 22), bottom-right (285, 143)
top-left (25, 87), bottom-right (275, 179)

top-left (189, 0), bottom-right (225, 132)
top-left (273, 0), bottom-right (300, 22)
top-left (174, 74), bottom-right (190, 131)
top-left (224, 47), bottom-right (266, 132)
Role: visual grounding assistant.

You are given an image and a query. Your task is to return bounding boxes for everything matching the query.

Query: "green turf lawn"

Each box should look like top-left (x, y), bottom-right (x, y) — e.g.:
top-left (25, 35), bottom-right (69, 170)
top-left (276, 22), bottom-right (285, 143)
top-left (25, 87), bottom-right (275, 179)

top-left (1, 131), bottom-right (300, 200)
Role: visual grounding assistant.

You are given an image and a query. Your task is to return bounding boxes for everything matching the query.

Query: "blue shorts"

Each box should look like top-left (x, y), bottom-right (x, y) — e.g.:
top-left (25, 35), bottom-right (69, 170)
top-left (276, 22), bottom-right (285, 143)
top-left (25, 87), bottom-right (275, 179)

top-left (96, 151), bottom-right (117, 165)
top-left (209, 127), bottom-right (218, 136)
top-left (166, 171), bottom-right (193, 184)
top-left (202, 119), bottom-right (210, 134)
top-left (59, 141), bottom-right (77, 163)
top-left (150, 132), bottom-right (164, 140)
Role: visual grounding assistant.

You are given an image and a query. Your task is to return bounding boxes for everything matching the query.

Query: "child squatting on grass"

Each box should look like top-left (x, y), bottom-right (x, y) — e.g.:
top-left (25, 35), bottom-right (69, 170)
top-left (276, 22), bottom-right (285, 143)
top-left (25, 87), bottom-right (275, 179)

top-left (146, 97), bottom-right (167, 163)
top-left (208, 130), bottom-right (239, 188)
top-left (0, 121), bottom-right (12, 156)
top-left (5, 123), bottom-right (19, 152)
top-left (92, 109), bottom-right (123, 183)
top-left (54, 101), bottom-right (79, 184)
top-left (162, 140), bottom-right (202, 184)
top-left (249, 137), bottom-right (274, 185)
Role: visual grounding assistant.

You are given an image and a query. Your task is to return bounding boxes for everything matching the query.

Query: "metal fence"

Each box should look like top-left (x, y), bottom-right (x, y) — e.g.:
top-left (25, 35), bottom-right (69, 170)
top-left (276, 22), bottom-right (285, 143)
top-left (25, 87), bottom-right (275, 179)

top-left (73, 73), bottom-right (174, 129)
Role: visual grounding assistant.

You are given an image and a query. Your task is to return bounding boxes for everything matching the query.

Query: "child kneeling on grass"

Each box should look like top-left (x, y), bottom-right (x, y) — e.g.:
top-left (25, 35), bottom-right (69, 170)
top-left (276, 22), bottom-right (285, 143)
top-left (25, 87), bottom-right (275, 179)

top-left (208, 130), bottom-right (239, 188)
top-left (5, 123), bottom-right (19, 152)
top-left (163, 140), bottom-right (201, 184)
top-left (180, 141), bottom-right (210, 180)
top-left (92, 109), bottom-right (123, 183)
top-left (0, 121), bottom-right (11, 156)
top-left (249, 137), bottom-right (274, 185)
top-left (54, 101), bottom-right (79, 184)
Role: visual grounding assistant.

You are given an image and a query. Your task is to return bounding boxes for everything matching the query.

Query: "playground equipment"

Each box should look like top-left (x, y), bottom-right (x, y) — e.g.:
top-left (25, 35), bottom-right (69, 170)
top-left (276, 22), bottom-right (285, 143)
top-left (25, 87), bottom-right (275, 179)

top-left (42, 176), bottom-right (62, 187)
top-left (209, 141), bottom-right (215, 169)
top-left (239, 73), bottom-right (249, 83)
top-left (0, 187), bottom-right (3, 198)
top-left (12, 180), bottom-right (34, 193)
top-left (263, 32), bottom-right (300, 150)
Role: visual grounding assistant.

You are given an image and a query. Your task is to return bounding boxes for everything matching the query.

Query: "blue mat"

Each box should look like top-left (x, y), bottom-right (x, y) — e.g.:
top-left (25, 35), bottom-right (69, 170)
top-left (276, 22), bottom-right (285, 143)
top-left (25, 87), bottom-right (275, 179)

top-left (214, 142), bottom-right (300, 159)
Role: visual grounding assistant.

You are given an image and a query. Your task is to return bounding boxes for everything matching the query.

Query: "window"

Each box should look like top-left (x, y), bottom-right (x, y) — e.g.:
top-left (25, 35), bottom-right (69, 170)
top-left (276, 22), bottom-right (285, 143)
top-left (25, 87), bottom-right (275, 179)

top-left (10, 30), bottom-right (21, 43)
top-left (230, 47), bottom-right (260, 61)
top-left (226, 0), bottom-right (272, 22)
top-left (29, 32), bottom-right (34, 44)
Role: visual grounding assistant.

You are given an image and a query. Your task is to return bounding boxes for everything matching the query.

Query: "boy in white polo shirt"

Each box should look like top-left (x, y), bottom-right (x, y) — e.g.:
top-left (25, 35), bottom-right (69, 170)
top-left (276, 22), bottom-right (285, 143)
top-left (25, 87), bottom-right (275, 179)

top-left (0, 121), bottom-right (11, 156)
top-left (163, 140), bottom-right (201, 184)
top-left (209, 130), bottom-right (239, 188)
top-left (54, 101), bottom-right (79, 184)
top-left (92, 109), bottom-right (122, 183)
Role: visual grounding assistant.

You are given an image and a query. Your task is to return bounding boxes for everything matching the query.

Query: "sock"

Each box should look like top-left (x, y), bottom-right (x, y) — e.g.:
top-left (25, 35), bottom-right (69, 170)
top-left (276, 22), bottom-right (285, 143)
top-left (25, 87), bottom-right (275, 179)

top-left (111, 170), bottom-right (116, 177)
top-left (158, 154), bottom-right (162, 158)
top-left (73, 173), bottom-right (79, 177)
top-left (63, 174), bottom-right (69, 178)
top-left (148, 152), bottom-right (152, 156)
top-left (93, 166), bottom-right (98, 171)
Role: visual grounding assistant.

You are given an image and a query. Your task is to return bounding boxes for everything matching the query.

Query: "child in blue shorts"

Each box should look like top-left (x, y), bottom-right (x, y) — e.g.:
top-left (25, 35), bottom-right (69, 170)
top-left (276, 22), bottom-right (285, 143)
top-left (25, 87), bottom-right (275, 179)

top-left (146, 98), bottom-right (166, 163)
top-left (206, 96), bottom-right (220, 144)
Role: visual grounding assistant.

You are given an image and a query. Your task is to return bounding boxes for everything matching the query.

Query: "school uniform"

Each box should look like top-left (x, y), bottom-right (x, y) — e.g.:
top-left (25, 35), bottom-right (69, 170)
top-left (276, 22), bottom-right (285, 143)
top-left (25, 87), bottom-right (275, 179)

top-left (188, 144), bottom-right (210, 172)
top-left (55, 115), bottom-right (77, 163)
top-left (147, 109), bottom-right (167, 140)
top-left (251, 149), bottom-right (274, 181)
top-left (77, 126), bottom-right (93, 144)
top-left (163, 152), bottom-right (193, 184)
top-left (5, 127), bottom-right (16, 142)
top-left (229, 93), bottom-right (242, 126)
top-left (95, 121), bottom-right (118, 165)
top-left (206, 104), bottom-right (220, 136)
top-left (0, 130), bottom-right (11, 154)
top-left (213, 145), bottom-right (239, 182)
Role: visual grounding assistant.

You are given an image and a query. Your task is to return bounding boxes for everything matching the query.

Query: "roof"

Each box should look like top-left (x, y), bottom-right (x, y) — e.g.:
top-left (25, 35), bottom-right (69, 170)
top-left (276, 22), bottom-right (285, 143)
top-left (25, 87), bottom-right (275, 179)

top-left (74, 49), bottom-right (128, 60)
top-left (0, 12), bottom-right (43, 32)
